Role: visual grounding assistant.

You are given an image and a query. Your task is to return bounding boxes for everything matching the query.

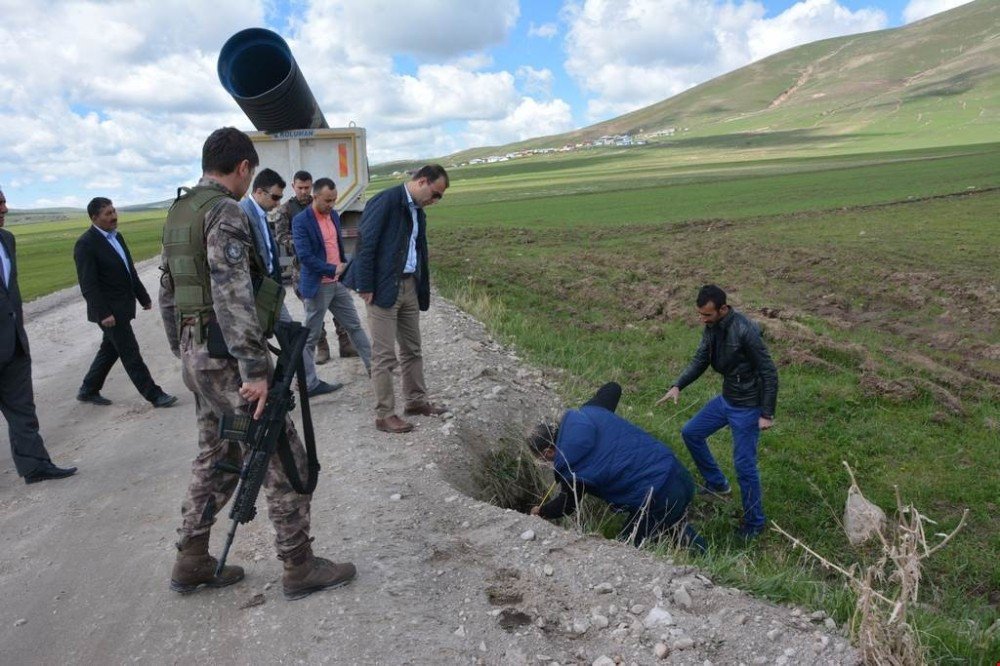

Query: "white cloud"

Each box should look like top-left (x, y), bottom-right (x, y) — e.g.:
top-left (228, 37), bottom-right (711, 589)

top-left (0, 0), bottom-right (567, 206)
top-left (747, 0), bottom-right (886, 61)
top-left (903, 0), bottom-right (973, 23)
top-left (516, 66), bottom-right (556, 97)
top-left (283, 1), bottom-right (563, 157)
top-left (464, 98), bottom-right (575, 147)
top-left (301, 0), bottom-right (520, 58)
top-left (563, 0), bottom-right (889, 122)
top-left (528, 22), bottom-right (558, 38)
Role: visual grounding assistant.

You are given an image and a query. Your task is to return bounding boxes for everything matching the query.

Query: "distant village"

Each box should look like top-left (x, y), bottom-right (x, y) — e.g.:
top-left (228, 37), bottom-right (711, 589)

top-left (388, 127), bottom-right (682, 177)
top-left (459, 127), bottom-right (681, 167)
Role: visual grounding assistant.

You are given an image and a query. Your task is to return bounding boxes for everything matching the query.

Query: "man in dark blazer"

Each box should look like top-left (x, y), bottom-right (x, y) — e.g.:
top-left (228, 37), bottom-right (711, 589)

top-left (341, 165), bottom-right (448, 434)
top-left (74, 197), bottom-right (175, 408)
top-left (0, 186), bottom-right (78, 483)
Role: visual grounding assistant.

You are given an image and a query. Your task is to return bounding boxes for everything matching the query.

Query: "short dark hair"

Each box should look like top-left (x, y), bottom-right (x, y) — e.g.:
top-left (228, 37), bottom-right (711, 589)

top-left (411, 164), bottom-right (449, 187)
top-left (527, 421), bottom-right (559, 457)
top-left (87, 197), bottom-right (112, 219)
top-left (253, 168), bottom-right (286, 193)
top-left (696, 284), bottom-right (727, 309)
top-left (293, 170), bottom-right (312, 183)
top-left (312, 177), bottom-right (336, 194)
top-left (202, 127), bottom-right (259, 175)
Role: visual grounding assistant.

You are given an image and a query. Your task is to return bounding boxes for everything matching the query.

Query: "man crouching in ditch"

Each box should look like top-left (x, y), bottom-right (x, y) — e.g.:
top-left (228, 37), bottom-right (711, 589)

top-left (528, 382), bottom-right (706, 552)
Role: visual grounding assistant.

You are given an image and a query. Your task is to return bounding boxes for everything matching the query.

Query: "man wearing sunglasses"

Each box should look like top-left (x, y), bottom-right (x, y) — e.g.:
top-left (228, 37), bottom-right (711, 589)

top-left (342, 165), bottom-right (449, 434)
top-left (239, 168), bottom-right (285, 287)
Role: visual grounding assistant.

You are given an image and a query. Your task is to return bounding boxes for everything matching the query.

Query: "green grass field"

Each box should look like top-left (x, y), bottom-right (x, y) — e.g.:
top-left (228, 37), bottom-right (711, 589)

top-left (11, 141), bottom-right (1000, 662)
top-left (8, 213), bottom-right (167, 302)
top-left (426, 143), bottom-right (999, 663)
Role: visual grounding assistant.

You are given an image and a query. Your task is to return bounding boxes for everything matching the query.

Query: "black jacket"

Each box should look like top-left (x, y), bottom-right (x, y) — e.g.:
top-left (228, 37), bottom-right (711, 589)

top-left (673, 309), bottom-right (778, 418)
top-left (341, 184), bottom-right (430, 310)
top-left (0, 228), bottom-right (31, 362)
top-left (74, 226), bottom-right (151, 323)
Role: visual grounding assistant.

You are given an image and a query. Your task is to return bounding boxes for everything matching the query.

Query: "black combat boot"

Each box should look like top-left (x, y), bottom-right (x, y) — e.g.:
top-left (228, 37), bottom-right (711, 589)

top-left (281, 539), bottom-right (356, 600)
top-left (169, 533), bottom-right (245, 593)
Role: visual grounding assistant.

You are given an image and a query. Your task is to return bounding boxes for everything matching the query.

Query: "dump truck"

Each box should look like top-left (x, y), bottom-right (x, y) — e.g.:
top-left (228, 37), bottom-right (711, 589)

top-left (217, 28), bottom-right (369, 268)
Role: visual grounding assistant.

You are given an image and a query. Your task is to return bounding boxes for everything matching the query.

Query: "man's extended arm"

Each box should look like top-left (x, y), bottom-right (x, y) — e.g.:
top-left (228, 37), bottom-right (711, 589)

top-left (673, 332), bottom-right (711, 391)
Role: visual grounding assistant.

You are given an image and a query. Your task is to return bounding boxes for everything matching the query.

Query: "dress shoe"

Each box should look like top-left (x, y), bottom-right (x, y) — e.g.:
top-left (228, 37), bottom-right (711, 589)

top-left (308, 380), bottom-right (344, 398)
top-left (375, 415), bottom-right (414, 433)
top-left (152, 393), bottom-right (178, 408)
top-left (77, 391), bottom-right (112, 406)
top-left (403, 401), bottom-right (448, 417)
top-left (25, 462), bottom-right (78, 485)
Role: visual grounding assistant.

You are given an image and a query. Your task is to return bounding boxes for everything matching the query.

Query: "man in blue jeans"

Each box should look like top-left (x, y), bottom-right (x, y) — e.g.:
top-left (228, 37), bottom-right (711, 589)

top-left (657, 285), bottom-right (778, 539)
top-left (529, 382), bottom-right (706, 552)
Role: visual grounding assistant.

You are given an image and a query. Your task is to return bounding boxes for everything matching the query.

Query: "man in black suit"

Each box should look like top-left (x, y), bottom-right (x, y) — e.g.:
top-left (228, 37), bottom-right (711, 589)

top-left (0, 186), bottom-right (78, 483)
top-left (74, 197), bottom-right (176, 408)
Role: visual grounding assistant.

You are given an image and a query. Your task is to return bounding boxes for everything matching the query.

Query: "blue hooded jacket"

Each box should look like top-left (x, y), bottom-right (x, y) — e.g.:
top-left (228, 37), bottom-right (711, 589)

top-left (553, 406), bottom-right (677, 510)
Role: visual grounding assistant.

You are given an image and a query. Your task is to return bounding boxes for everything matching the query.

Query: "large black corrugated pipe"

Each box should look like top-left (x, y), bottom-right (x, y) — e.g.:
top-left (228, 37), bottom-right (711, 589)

top-left (217, 28), bottom-right (328, 131)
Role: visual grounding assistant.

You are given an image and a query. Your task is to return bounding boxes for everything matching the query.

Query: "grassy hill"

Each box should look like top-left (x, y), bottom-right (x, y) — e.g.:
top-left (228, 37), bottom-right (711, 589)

top-left (371, 0), bottom-right (998, 175)
top-left (562, 0), bottom-right (998, 148)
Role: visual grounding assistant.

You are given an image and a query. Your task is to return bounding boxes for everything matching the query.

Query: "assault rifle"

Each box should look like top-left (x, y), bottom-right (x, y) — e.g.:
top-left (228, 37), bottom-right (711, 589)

top-left (214, 320), bottom-right (319, 577)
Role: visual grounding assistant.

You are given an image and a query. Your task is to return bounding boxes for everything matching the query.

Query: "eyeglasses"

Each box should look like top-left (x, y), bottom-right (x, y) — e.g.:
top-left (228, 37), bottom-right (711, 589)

top-left (430, 191), bottom-right (443, 201)
top-left (269, 193), bottom-right (282, 201)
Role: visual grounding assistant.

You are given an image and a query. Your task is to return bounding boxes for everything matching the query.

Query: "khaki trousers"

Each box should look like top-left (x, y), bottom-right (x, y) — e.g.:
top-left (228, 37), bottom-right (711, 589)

top-left (367, 276), bottom-right (427, 418)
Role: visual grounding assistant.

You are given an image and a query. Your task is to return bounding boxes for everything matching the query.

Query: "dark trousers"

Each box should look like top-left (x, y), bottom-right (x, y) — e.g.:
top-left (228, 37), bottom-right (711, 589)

top-left (623, 464), bottom-right (706, 551)
top-left (80, 320), bottom-right (161, 402)
top-left (0, 342), bottom-right (52, 476)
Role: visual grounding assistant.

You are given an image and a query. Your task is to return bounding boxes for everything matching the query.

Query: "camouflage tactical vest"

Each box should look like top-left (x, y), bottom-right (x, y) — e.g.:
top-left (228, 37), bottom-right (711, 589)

top-left (162, 184), bottom-right (283, 339)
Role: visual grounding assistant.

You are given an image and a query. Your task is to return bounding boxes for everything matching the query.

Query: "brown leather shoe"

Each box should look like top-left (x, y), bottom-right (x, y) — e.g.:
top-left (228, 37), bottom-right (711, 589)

top-left (403, 402), bottom-right (448, 417)
top-left (375, 415), bottom-right (414, 433)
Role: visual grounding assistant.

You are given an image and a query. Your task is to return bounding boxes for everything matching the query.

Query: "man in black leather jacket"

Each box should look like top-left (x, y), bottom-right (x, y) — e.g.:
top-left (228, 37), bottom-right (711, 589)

top-left (657, 285), bottom-right (778, 538)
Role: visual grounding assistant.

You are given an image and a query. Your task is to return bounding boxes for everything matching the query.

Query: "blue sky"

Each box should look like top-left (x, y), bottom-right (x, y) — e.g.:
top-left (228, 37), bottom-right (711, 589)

top-left (0, 0), bottom-right (974, 209)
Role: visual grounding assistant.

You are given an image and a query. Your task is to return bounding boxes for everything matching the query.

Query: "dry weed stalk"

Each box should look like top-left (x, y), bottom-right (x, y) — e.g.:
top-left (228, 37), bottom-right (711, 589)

top-left (772, 461), bottom-right (968, 666)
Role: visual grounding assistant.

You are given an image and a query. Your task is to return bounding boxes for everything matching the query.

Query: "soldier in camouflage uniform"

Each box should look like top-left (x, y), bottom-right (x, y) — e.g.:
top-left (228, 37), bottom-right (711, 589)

top-left (273, 170), bottom-right (357, 363)
top-left (159, 127), bottom-right (355, 600)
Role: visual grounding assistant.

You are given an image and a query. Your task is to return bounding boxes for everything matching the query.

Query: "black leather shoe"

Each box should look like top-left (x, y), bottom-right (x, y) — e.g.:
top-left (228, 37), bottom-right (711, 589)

top-left (77, 391), bottom-right (112, 406)
top-left (152, 393), bottom-right (178, 408)
top-left (25, 462), bottom-right (78, 485)
top-left (307, 380), bottom-right (344, 397)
